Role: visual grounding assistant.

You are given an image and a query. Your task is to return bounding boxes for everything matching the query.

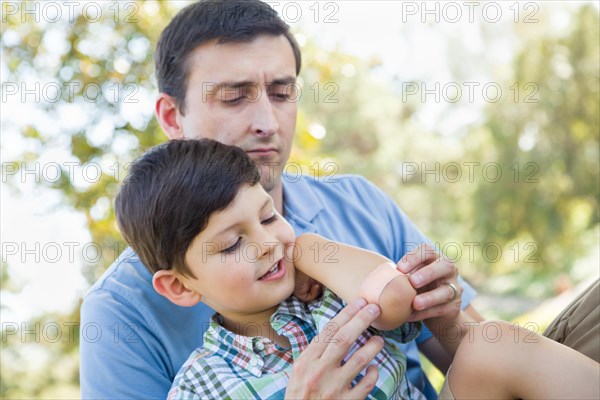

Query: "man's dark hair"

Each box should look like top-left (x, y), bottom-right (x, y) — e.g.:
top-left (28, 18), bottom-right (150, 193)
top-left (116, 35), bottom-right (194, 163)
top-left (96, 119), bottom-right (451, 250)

top-left (155, 0), bottom-right (302, 114)
top-left (115, 139), bottom-right (261, 277)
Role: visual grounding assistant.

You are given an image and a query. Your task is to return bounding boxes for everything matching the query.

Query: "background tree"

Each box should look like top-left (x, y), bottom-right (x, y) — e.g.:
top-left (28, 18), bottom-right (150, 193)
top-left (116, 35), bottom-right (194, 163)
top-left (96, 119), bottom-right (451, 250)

top-left (1, 1), bottom-right (598, 396)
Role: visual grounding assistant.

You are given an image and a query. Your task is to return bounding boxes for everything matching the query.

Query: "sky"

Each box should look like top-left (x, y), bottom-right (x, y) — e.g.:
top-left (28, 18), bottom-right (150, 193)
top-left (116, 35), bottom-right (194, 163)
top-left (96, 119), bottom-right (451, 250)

top-left (1, 0), bottom-right (597, 324)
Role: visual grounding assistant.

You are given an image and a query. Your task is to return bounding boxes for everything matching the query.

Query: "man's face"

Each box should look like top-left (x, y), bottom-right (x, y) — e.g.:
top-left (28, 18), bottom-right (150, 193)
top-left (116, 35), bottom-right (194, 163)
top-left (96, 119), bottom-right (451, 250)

top-left (175, 35), bottom-right (298, 193)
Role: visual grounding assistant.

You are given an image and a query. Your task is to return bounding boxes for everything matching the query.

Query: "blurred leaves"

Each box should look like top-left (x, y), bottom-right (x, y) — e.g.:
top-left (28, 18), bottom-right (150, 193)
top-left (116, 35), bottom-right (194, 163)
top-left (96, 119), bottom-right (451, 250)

top-left (1, 1), bottom-right (598, 397)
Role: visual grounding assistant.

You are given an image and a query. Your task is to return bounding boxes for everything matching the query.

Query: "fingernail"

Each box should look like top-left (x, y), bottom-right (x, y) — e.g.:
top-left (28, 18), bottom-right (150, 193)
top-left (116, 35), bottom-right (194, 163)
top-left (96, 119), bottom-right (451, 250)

top-left (366, 304), bottom-right (380, 315)
top-left (354, 298), bottom-right (367, 308)
top-left (372, 335), bottom-right (384, 345)
top-left (414, 297), bottom-right (426, 310)
top-left (411, 273), bottom-right (423, 286)
top-left (397, 260), bottom-right (408, 272)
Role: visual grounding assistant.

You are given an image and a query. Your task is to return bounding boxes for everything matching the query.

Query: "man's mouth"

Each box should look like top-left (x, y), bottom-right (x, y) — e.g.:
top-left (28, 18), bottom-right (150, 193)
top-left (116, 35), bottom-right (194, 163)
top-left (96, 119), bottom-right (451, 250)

top-left (246, 148), bottom-right (278, 156)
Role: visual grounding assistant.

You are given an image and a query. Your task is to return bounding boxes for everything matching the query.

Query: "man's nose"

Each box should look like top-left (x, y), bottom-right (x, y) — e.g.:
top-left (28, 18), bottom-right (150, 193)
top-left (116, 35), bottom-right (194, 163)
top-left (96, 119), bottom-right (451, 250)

top-left (250, 94), bottom-right (279, 137)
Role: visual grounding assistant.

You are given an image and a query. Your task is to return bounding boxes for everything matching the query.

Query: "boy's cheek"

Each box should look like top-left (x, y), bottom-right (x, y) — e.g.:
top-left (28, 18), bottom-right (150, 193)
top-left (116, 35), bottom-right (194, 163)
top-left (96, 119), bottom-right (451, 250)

top-left (284, 241), bottom-right (296, 262)
top-left (278, 217), bottom-right (295, 238)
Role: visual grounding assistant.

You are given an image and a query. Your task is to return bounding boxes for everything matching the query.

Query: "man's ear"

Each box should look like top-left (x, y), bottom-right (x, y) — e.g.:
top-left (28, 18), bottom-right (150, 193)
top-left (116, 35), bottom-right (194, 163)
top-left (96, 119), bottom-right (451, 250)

top-left (155, 93), bottom-right (185, 140)
top-left (152, 270), bottom-right (202, 307)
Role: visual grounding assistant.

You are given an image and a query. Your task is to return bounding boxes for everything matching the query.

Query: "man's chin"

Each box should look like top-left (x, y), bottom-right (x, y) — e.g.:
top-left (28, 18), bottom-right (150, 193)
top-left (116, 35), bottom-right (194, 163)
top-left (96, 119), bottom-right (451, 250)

top-left (259, 175), bottom-right (279, 193)
top-left (257, 166), bottom-right (281, 193)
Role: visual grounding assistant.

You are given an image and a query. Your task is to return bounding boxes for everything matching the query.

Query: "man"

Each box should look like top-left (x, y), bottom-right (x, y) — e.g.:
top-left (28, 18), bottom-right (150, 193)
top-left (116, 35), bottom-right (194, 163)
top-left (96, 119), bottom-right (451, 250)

top-left (80, 0), bottom-right (598, 398)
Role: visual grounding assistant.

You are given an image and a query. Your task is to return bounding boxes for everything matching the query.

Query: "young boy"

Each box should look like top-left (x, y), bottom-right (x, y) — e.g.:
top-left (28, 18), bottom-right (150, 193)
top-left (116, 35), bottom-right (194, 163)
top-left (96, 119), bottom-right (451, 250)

top-left (115, 138), bottom-right (424, 399)
top-left (115, 139), bottom-right (599, 399)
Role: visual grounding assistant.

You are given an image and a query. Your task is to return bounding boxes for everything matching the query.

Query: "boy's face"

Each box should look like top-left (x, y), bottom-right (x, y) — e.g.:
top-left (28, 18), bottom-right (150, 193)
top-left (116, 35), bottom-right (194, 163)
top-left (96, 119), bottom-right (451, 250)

top-left (181, 183), bottom-right (296, 325)
top-left (173, 35), bottom-right (298, 194)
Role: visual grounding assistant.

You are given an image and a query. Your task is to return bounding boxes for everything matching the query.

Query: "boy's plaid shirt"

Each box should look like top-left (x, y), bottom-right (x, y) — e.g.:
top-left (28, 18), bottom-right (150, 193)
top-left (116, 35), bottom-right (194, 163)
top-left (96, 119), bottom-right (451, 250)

top-left (168, 289), bottom-right (425, 400)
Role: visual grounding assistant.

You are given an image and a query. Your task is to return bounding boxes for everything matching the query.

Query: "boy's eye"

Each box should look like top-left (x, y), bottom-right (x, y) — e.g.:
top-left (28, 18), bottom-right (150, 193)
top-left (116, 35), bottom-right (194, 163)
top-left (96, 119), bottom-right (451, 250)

top-left (262, 213), bottom-right (278, 225)
top-left (222, 237), bottom-right (242, 254)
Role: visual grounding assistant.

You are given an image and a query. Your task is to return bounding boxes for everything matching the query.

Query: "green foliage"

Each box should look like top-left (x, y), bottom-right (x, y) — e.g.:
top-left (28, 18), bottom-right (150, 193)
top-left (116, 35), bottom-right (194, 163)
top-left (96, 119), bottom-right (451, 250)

top-left (1, 1), bottom-right (598, 396)
top-left (466, 5), bottom-right (599, 294)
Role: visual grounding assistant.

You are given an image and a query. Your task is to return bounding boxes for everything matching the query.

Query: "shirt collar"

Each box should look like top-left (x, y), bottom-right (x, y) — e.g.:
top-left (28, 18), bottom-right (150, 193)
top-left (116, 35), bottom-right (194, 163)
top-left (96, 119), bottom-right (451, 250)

top-left (282, 173), bottom-right (324, 226)
top-left (202, 296), bottom-right (317, 377)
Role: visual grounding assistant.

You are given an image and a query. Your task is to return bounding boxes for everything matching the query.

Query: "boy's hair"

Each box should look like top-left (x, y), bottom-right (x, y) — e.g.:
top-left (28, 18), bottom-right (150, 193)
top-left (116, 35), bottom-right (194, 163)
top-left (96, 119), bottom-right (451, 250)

top-left (115, 139), bottom-right (261, 277)
top-left (155, 0), bottom-right (302, 114)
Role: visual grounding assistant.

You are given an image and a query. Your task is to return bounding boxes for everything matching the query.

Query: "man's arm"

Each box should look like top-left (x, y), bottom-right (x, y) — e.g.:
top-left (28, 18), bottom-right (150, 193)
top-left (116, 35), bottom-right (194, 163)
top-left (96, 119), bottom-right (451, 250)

top-left (397, 244), bottom-right (485, 364)
top-left (80, 289), bottom-right (172, 399)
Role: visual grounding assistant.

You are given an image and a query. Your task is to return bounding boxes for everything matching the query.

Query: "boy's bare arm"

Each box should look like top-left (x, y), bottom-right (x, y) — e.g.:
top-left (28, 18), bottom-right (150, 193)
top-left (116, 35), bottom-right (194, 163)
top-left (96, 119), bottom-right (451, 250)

top-left (294, 233), bottom-right (416, 330)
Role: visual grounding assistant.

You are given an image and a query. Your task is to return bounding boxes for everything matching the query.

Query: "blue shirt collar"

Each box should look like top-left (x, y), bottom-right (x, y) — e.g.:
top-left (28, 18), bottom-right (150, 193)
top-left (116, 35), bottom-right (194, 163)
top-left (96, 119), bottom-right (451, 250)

top-left (282, 173), bottom-right (324, 226)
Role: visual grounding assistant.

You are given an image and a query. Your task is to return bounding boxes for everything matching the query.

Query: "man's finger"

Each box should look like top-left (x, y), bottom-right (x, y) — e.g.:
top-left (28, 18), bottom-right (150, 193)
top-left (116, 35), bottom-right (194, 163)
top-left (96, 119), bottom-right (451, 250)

top-left (396, 244), bottom-right (439, 273)
top-left (341, 335), bottom-right (384, 380)
top-left (408, 257), bottom-right (456, 289)
top-left (321, 303), bottom-right (381, 362)
top-left (347, 364), bottom-right (379, 399)
top-left (407, 301), bottom-right (461, 322)
top-left (309, 298), bottom-right (368, 356)
top-left (412, 281), bottom-right (462, 311)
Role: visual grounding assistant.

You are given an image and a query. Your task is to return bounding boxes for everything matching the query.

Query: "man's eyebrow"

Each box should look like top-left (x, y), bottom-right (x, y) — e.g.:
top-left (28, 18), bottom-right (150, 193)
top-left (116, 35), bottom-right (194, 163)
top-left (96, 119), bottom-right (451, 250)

top-left (269, 76), bottom-right (297, 86)
top-left (209, 81), bottom-right (254, 93)
top-left (209, 76), bottom-right (297, 92)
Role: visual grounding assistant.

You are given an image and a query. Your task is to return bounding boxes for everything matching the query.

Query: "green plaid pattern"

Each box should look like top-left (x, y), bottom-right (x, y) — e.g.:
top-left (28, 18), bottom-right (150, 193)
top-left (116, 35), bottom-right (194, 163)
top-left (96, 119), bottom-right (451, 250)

top-left (168, 289), bottom-right (425, 399)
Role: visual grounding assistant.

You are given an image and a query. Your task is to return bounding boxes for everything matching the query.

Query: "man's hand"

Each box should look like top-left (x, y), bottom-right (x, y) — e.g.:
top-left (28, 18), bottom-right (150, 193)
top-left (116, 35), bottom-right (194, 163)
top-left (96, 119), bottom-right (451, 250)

top-left (285, 298), bottom-right (383, 399)
top-left (396, 244), bottom-right (462, 322)
top-left (293, 269), bottom-right (323, 302)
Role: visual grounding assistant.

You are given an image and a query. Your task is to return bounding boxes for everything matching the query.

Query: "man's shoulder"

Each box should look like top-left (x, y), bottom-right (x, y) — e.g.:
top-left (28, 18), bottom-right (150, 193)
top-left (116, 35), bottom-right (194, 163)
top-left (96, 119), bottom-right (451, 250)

top-left (80, 247), bottom-right (193, 329)
top-left (83, 247), bottom-right (151, 306)
top-left (285, 172), bottom-right (372, 189)
top-left (81, 246), bottom-right (214, 330)
top-left (284, 173), bottom-right (386, 203)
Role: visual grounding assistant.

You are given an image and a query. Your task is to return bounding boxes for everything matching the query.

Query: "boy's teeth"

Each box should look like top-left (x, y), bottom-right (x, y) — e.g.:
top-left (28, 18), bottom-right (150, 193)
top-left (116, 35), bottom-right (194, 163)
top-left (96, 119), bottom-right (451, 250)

top-left (261, 263), bottom-right (279, 279)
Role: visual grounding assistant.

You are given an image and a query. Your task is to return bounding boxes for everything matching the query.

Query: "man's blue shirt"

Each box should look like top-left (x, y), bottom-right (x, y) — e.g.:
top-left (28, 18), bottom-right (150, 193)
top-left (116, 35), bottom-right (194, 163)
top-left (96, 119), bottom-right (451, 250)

top-left (80, 173), bottom-right (476, 399)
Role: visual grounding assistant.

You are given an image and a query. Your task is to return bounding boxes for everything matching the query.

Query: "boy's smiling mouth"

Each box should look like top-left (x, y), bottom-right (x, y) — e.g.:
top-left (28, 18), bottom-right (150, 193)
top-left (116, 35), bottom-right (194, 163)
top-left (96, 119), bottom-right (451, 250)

top-left (258, 259), bottom-right (285, 281)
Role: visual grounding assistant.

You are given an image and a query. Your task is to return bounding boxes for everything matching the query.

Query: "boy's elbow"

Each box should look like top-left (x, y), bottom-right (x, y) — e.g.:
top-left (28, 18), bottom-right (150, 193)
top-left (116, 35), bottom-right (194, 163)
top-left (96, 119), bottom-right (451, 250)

top-left (372, 275), bottom-right (416, 331)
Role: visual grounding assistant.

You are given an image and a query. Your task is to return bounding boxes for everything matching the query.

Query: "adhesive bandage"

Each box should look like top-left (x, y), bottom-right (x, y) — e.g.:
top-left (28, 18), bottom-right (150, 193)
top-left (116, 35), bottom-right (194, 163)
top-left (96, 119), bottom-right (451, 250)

top-left (358, 261), bottom-right (403, 304)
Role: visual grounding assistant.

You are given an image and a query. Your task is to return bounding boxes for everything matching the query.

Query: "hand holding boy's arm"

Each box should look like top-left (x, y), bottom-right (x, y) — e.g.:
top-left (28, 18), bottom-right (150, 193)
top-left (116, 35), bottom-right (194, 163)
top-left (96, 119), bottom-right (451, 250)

top-left (285, 299), bottom-right (383, 399)
top-left (396, 244), bottom-right (484, 357)
top-left (294, 233), bottom-right (415, 330)
top-left (397, 243), bottom-right (474, 322)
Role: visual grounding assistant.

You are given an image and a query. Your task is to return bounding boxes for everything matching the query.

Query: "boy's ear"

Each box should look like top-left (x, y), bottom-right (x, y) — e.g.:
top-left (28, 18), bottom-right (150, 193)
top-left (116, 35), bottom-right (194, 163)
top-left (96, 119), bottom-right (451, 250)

top-left (155, 93), bottom-right (185, 140)
top-left (152, 270), bottom-right (202, 307)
